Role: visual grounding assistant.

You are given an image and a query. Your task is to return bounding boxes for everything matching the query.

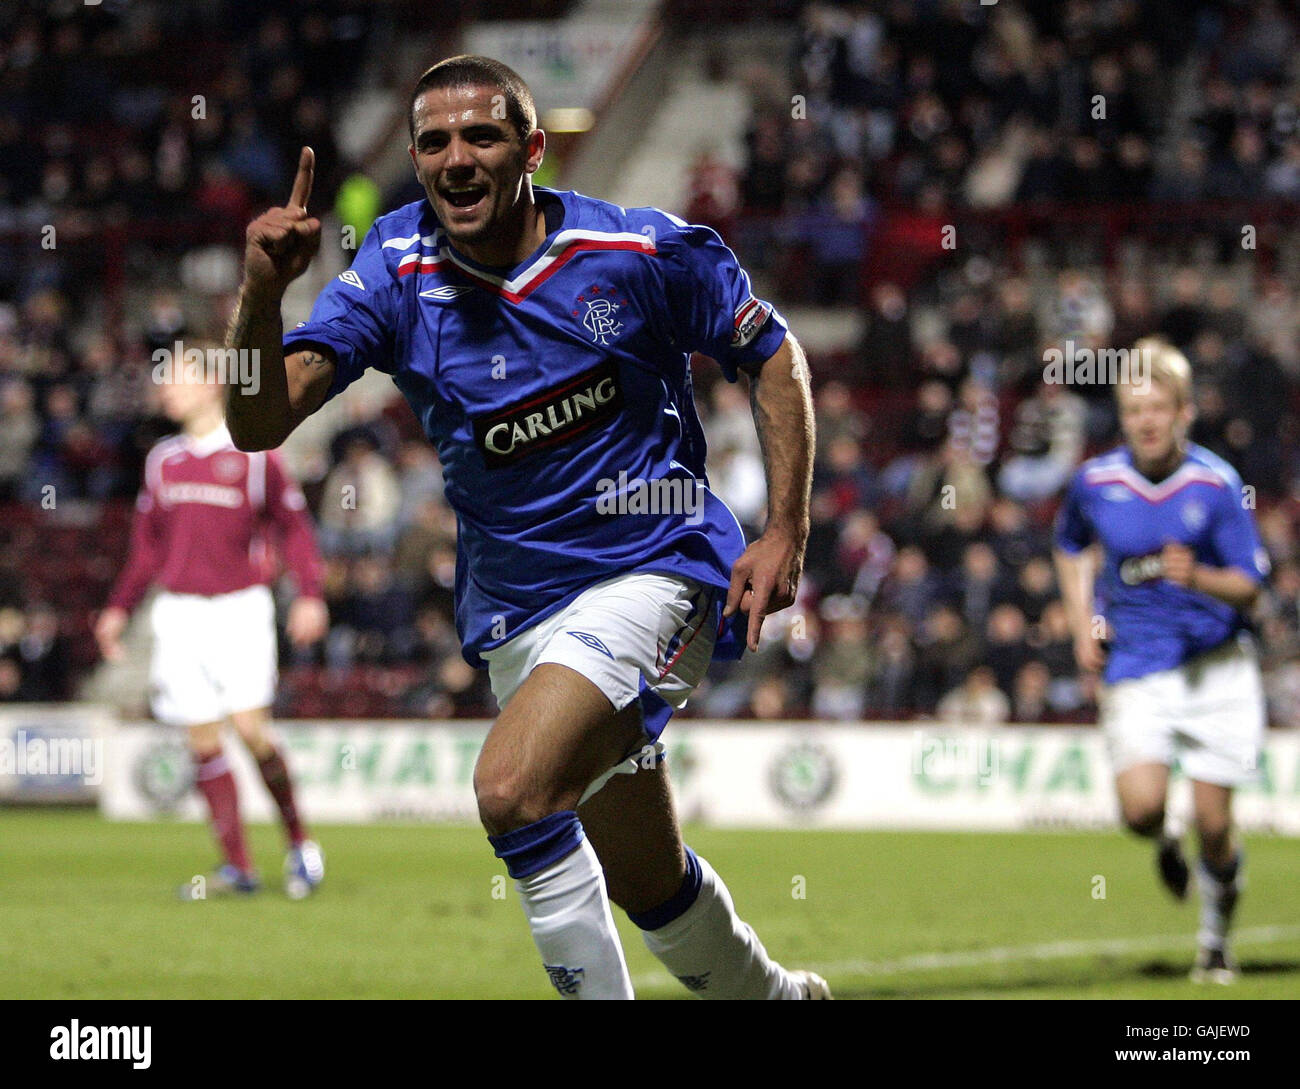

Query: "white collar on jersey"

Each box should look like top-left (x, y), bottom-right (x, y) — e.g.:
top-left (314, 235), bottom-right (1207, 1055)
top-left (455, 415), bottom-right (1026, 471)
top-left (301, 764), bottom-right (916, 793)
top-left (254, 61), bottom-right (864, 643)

top-left (183, 423), bottom-right (233, 458)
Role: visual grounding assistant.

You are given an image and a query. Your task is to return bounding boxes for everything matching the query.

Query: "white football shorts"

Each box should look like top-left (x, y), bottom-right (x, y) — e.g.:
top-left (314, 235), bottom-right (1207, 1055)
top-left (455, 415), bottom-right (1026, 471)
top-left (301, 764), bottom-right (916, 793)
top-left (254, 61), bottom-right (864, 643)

top-left (149, 584), bottom-right (278, 727)
top-left (1099, 632), bottom-right (1265, 787)
top-left (481, 571), bottom-right (719, 802)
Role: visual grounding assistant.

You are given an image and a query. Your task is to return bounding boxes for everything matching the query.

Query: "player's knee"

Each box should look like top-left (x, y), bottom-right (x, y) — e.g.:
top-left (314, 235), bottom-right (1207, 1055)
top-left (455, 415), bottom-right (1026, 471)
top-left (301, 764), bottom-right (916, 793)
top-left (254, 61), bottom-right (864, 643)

top-left (1122, 805), bottom-right (1165, 837)
top-left (473, 767), bottom-right (562, 835)
top-left (237, 729), bottom-right (273, 761)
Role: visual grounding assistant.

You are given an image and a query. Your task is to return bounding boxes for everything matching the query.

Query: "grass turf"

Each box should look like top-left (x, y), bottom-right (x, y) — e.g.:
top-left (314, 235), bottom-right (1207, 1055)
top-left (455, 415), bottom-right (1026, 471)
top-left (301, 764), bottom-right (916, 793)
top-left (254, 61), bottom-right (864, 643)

top-left (3, 810), bottom-right (1297, 999)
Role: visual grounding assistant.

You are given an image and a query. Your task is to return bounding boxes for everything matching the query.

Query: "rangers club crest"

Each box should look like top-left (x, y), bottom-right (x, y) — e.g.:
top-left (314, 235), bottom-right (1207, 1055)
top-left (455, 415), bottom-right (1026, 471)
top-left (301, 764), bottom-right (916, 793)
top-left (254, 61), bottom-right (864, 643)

top-left (573, 284), bottom-right (624, 345)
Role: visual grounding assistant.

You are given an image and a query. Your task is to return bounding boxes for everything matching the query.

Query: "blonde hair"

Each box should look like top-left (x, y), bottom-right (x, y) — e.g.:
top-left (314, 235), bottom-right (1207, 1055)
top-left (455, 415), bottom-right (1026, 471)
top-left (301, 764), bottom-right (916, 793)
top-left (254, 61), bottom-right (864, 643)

top-left (1125, 337), bottom-right (1192, 406)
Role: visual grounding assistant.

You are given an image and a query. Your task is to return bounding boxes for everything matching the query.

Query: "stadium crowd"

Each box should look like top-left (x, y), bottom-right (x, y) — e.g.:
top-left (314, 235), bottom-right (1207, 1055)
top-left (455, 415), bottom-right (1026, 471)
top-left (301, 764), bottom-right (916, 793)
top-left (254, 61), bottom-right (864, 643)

top-left (4, 0), bottom-right (1300, 726)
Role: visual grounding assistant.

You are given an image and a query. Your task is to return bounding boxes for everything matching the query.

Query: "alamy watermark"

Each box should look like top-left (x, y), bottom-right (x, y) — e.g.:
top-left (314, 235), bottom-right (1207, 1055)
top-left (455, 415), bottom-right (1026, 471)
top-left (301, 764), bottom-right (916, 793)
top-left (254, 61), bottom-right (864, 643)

top-left (595, 472), bottom-right (704, 525)
top-left (0, 730), bottom-right (103, 785)
top-left (152, 340), bottom-right (260, 395)
top-left (912, 730), bottom-right (999, 786)
top-left (1043, 340), bottom-right (1151, 394)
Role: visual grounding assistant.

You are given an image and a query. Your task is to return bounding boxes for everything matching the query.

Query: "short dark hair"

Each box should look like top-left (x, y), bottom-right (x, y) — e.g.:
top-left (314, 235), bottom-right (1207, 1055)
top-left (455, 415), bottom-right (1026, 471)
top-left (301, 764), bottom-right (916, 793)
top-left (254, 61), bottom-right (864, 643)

top-left (409, 55), bottom-right (537, 144)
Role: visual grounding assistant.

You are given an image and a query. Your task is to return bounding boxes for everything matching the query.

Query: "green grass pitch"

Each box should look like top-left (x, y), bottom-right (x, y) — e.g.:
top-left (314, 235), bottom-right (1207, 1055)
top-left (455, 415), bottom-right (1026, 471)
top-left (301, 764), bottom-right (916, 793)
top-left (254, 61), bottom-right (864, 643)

top-left (4, 810), bottom-right (1298, 999)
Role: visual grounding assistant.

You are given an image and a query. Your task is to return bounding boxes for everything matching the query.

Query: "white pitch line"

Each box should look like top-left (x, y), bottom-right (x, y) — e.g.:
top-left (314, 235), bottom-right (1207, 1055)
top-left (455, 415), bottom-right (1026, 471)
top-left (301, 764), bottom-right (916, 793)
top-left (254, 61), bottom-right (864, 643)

top-left (630, 925), bottom-right (1300, 988)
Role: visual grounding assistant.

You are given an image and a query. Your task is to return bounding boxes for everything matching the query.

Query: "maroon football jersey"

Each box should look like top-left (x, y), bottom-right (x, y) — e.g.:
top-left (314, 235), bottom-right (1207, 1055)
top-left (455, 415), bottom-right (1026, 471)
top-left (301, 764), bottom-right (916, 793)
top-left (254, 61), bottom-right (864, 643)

top-left (108, 425), bottom-right (324, 611)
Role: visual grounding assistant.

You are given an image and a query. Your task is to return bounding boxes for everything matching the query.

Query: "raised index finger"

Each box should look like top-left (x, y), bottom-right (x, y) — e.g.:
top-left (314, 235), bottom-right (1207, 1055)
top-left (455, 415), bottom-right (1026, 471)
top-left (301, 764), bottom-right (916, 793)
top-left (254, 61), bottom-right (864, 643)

top-left (288, 146), bottom-right (315, 211)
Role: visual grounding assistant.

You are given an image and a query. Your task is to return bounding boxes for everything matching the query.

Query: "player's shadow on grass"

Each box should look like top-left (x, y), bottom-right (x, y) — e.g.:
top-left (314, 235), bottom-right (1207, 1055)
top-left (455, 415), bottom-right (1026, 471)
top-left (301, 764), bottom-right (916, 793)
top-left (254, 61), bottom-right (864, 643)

top-left (831, 957), bottom-right (1300, 998)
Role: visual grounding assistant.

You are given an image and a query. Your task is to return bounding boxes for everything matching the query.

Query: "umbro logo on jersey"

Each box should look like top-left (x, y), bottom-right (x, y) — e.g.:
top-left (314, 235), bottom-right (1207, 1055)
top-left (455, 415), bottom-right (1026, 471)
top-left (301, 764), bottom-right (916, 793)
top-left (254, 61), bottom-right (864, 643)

top-left (420, 284), bottom-right (475, 301)
top-left (338, 270), bottom-right (365, 291)
top-left (472, 360), bottom-right (623, 469)
top-left (566, 631), bottom-right (614, 659)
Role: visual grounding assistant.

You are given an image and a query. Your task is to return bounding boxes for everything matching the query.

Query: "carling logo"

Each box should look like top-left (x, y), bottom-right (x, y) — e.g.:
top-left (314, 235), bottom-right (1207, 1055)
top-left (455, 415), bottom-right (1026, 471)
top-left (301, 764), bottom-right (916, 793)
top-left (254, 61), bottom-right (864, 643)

top-left (472, 360), bottom-right (622, 469)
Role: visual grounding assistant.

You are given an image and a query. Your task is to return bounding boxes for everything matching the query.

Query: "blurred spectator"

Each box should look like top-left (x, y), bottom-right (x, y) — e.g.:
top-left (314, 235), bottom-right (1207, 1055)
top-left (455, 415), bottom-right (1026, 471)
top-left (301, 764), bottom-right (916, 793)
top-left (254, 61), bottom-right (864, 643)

top-left (985, 603), bottom-right (1032, 698)
top-left (810, 599), bottom-right (871, 720)
top-left (327, 556), bottom-right (417, 666)
top-left (912, 604), bottom-right (980, 714)
top-left (998, 381), bottom-right (1085, 500)
top-left (937, 666), bottom-right (1010, 726)
top-left (1011, 661), bottom-right (1052, 723)
top-left (855, 282), bottom-right (912, 387)
top-left (782, 166), bottom-right (874, 305)
top-left (954, 541), bottom-right (1009, 635)
top-left (875, 546), bottom-right (938, 629)
top-left (0, 381), bottom-right (39, 501)
top-left (319, 433), bottom-right (402, 556)
top-left (813, 380), bottom-right (868, 467)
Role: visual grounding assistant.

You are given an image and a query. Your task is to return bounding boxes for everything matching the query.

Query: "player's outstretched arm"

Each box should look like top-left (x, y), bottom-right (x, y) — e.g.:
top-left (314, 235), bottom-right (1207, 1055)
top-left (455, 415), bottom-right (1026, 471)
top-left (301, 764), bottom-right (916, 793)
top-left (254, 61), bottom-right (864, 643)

top-left (725, 333), bottom-right (815, 651)
top-left (226, 146), bottom-right (333, 452)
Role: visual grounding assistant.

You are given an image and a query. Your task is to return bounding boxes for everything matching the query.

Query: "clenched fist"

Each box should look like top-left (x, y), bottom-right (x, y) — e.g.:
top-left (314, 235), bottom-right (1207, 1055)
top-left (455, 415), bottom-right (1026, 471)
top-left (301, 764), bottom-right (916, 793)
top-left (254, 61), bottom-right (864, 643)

top-left (1160, 541), bottom-right (1198, 588)
top-left (243, 146), bottom-right (323, 296)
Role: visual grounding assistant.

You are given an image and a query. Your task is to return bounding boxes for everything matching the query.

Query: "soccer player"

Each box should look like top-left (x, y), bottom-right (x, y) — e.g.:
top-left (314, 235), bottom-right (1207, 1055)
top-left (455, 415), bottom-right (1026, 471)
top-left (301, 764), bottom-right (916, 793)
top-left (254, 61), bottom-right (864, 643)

top-left (95, 356), bottom-right (328, 899)
top-left (1053, 339), bottom-right (1269, 983)
top-left (224, 55), bottom-right (828, 999)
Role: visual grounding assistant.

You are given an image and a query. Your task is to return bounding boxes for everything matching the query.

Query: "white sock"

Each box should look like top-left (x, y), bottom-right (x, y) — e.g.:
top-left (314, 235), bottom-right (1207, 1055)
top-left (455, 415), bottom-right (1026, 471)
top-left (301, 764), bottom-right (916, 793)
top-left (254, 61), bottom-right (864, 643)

top-left (1196, 853), bottom-right (1242, 952)
top-left (641, 853), bottom-right (801, 999)
top-left (517, 837), bottom-right (633, 1000)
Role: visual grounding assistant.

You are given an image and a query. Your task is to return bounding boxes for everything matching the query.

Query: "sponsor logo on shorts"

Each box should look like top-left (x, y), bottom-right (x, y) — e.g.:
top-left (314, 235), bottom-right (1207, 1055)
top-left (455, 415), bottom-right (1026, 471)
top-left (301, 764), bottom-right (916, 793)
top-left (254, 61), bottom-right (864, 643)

top-left (472, 360), bottom-right (623, 468)
top-left (567, 631), bottom-right (614, 659)
top-left (676, 971), bottom-right (712, 992)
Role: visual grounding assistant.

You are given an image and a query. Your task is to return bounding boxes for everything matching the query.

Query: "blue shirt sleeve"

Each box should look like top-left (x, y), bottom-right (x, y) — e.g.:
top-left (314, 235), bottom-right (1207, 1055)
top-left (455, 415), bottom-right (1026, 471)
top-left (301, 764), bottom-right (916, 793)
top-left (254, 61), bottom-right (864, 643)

top-left (1208, 481), bottom-right (1269, 584)
top-left (283, 223), bottom-right (398, 403)
top-left (1054, 470), bottom-right (1093, 553)
top-left (659, 219), bottom-right (788, 381)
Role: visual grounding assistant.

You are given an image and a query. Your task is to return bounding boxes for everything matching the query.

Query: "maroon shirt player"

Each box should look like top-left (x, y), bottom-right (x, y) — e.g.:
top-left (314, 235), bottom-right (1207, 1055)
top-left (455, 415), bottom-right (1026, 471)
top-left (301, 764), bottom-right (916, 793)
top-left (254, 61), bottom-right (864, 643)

top-left (95, 363), bottom-right (329, 899)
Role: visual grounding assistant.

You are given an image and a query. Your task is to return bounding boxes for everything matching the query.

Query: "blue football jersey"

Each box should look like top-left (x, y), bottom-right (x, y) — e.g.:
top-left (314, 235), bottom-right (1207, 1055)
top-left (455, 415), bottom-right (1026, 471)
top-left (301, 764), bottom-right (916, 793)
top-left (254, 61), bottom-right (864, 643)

top-left (1054, 443), bottom-right (1269, 682)
top-left (285, 187), bottom-right (788, 667)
